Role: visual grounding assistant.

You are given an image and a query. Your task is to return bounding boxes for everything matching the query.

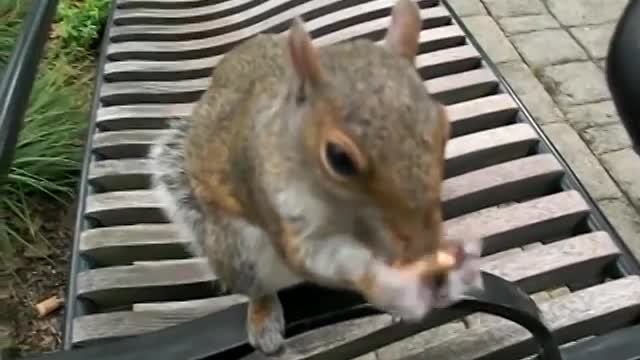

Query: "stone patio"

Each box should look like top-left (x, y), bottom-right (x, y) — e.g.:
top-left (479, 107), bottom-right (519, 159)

top-left (447, 0), bottom-right (640, 258)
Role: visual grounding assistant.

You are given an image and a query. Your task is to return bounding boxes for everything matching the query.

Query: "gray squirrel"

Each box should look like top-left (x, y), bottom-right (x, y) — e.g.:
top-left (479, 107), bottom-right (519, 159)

top-left (149, 0), bottom-right (482, 355)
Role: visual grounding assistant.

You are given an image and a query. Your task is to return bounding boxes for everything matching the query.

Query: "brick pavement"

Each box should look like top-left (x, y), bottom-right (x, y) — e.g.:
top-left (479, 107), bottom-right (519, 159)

top-left (447, 0), bottom-right (640, 258)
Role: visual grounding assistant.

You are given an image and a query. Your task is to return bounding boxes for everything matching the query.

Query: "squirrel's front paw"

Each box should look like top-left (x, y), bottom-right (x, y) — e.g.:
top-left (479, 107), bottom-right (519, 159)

top-left (432, 237), bottom-right (484, 308)
top-left (247, 294), bottom-right (286, 356)
top-left (370, 264), bottom-right (434, 322)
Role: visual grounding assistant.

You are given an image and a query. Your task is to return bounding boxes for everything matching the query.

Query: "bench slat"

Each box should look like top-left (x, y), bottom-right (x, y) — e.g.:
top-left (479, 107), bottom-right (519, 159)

top-left (77, 258), bottom-right (218, 306)
top-left (78, 188), bottom-right (587, 306)
top-left (447, 94), bottom-right (518, 137)
top-left (80, 190), bottom-right (589, 266)
top-left (72, 232), bottom-right (623, 345)
top-left (79, 224), bottom-right (192, 265)
top-left (85, 152), bottom-right (560, 227)
top-left (442, 154), bottom-right (564, 218)
top-left (89, 158), bottom-right (152, 190)
top-left (105, 20), bottom-right (464, 61)
top-left (445, 123), bottom-right (538, 178)
top-left (110, 1), bottom-right (446, 42)
top-left (92, 129), bottom-right (172, 159)
top-left (116, 0), bottom-right (235, 10)
top-left (103, 41), bottom-right (476, 83)
top-left (94, 93), bottom-right (517, 132)
top-left (446, 190), bottom-right (590, 255)
top-left (99, 67), bottom-right (495, 107)
top-left (88, 121), bottom-right (534, 191)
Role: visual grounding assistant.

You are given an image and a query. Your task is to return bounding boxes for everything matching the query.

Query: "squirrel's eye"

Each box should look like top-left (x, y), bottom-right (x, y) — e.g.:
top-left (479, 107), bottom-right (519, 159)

top-left (325, 141), bottom-right (358, 178)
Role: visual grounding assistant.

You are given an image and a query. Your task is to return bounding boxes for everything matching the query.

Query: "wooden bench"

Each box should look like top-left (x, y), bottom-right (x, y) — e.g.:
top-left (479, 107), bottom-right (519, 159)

top-left (5, 0), bottom-right (640, 359)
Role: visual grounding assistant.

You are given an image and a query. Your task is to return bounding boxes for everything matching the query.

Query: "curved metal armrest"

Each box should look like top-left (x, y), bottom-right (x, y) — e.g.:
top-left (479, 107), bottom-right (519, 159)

top-left (13, 272), bottom-right (560, 360)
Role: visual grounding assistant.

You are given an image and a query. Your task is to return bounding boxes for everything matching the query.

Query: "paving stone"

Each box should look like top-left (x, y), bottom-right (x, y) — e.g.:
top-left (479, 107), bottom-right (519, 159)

top-left (541, 123), bottom-right (621, 200)
top-left (481, 0), bottom-right (547, 18)
top-left (497, 61), bottom-right (564, 124)
top-left (582, 123), bottom-right (632, 155)
top-left (601, 148), bottom-right (640, 209)
top-left (570, 23), bottom-right (617, 59)
top-left (446, 0), bottom-right (487, 17)
top-left (598, 60), bottom-right (606, 70)
top-left (511, 29), bottom-right (588, 67)
top-left (498, 14), bottom-right (560, 36)
top-left (564, 101), bottom-right (620, 131)
top-left (458, 16), bottom-right (520, 63)
top-left (539, 61), bottom-right (611, 107)
top-left (376, 322), bottom-right (466, 360)
top-left (598, 198), bottom-right (640, 259)
top-left (547, 0), bottom-right (628, 27)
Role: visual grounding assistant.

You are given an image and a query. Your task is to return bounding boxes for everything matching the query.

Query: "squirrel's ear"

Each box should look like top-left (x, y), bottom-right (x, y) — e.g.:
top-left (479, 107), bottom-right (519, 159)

top-left (288, 18), bottom-right (324, 86)
top-left (383, 0), bottom-right (421, 62)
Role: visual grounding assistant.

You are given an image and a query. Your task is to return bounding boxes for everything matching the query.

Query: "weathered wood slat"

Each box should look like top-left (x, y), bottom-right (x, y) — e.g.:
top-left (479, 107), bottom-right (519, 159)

top-left (114, 0), bottom-right (286, 24)
top-left (96, 103), bottom-right (193, 130)
top-left (446, 190), bottom-right (590, 255)
top-left (447, 94), bottom-right (518, 137)
top-left (71, 232), bottom-right (623, 345)
top-left (110, 0), bottom-right (446, 42)
top-left (105, 18), bottom-right (464, 61)
top-left (95, 92), bottom-right (517, 132)
top-left (103, 41), bottom-right (476, 83)
top-left (85, 190), bottom-right (168, 226)
top-left (78, 187), bottom-right (585, 306)
top-left (88, 120), bottom-right (531, 193)
top-left (79, 224), bottom-right (192, 265)
top-left (80, 190), bottom-right (590, 266)
top-left (115, 0), bottom-right (244, 11)
top-left (76, 258), bottom-right (218, 306)
top-left (85, 149), bottom-right (558, 227)
top-left (89, 158), bottom-right (152, 191)
top-left (92, 129), bottom-right (172, 159)
top-left (444, 123), bottom-right (538, 178)
top-left (442, 154), bottom-right (564, 219)
top-left (480, 231), bottom-right (619, 293)
top-left (428, 68), bottom-right (498, 105)
top-left (99, 65), bottom-right (493, 107)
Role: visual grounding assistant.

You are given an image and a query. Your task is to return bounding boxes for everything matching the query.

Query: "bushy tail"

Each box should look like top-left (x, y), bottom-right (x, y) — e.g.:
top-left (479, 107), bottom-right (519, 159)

top-left (148, 117), bottom-right (206, 257)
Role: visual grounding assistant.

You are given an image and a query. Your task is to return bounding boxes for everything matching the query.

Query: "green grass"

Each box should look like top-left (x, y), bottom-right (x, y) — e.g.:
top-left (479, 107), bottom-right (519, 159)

top-left (0, 0), bottom-right (109, 263)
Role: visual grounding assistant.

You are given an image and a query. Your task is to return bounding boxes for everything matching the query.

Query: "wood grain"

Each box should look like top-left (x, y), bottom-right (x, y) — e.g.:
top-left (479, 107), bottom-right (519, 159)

top-left (447, 94), bottom-right (518, 137)
top-left (89, 158), bottom-right (152, 191)
top-left (103, 28), bottom-right (471, 83)
top-left (110, 1), bottom-right (447, 42)
top-left (442, 154), bottom-right (564, 219)
top-left (444, 123), bottom-right (538, 178)
top-left (71, 232), bottom-right (625, 346)
top-left (105, 19), bottom-right (464, 61)
top-left (78, 187), bottom-right (588, 307)
top-left (98, 63), bottom-right (491, 107)
top-left (79, 224), bottom-right (192, 266)
top-left (92, 129), bottom-right (172, 159)
top-left (94, 93), bottom-right (517, 132)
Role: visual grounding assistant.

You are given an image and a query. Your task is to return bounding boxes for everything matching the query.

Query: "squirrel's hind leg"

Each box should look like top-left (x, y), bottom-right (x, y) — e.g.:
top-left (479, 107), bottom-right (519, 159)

top-left (247, 294), bottom-right (286, 356)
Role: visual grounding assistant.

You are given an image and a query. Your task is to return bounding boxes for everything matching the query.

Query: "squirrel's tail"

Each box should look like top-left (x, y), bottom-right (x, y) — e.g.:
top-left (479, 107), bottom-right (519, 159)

top-left (148, 117), bottom-right (206, 257)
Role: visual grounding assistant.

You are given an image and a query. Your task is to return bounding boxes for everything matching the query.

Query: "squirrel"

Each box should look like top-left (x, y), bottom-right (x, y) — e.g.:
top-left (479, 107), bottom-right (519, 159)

top-left (149, 0), bottom-right (483, 356)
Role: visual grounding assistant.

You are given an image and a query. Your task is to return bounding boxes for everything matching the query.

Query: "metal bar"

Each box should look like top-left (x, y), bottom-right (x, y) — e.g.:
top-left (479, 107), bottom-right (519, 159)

top-left (0, 0), bottom-right (60, 182)
top-left (12, 272), bottom-right (562, 360)
top-left (61, 0), bottom-right (118, 349)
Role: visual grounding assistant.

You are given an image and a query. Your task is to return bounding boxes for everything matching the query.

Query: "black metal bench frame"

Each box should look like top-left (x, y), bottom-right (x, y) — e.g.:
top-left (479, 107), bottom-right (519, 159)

top-left (2, 1), bottom-right (640, 359)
